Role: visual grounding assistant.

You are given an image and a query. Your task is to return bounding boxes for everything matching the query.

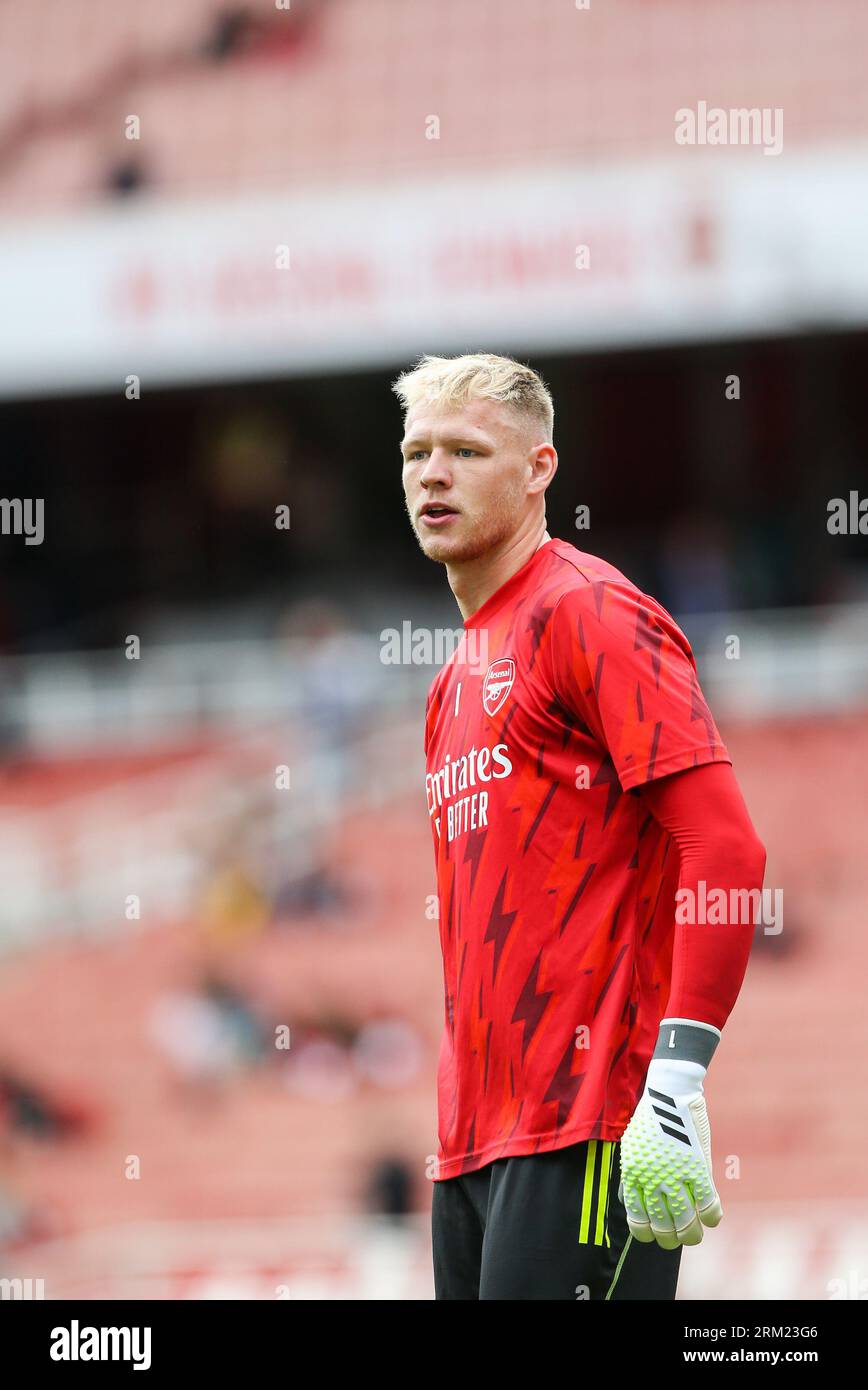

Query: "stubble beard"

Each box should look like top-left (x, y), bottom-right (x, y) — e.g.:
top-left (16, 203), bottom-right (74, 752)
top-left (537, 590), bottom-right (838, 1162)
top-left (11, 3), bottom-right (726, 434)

top-left (407, 484), bottom-right (525, 566)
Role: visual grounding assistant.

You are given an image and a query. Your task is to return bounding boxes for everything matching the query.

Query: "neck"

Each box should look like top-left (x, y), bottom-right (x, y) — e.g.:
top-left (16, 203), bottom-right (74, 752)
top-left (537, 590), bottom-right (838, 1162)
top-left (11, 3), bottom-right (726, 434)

top-left (449, 524), bottom-right (552, 622)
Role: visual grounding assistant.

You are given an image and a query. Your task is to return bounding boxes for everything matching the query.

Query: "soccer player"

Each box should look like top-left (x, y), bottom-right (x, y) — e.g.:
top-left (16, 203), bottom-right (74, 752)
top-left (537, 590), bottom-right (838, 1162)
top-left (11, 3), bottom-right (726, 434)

top-left (394, 352), bottom-right (767, 1301)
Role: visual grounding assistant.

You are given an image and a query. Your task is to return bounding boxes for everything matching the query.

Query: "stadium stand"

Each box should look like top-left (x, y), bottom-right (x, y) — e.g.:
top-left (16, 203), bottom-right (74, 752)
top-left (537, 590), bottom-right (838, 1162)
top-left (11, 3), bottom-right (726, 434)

top-left (1, 0), bottom-right (868, 211)
top-left (1, 709), bottom-right (867, 1297)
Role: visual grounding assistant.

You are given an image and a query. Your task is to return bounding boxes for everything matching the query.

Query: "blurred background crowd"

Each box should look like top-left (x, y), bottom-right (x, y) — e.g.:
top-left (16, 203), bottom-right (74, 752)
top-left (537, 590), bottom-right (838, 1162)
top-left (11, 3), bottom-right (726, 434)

top-left (0, 0), bottom-right (867, 1299)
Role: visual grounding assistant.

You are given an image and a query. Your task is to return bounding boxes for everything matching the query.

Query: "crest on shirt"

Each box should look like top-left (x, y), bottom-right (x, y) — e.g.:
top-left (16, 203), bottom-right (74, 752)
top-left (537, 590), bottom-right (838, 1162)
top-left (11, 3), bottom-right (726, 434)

top-left (482, 658), bottom-right (515, 717)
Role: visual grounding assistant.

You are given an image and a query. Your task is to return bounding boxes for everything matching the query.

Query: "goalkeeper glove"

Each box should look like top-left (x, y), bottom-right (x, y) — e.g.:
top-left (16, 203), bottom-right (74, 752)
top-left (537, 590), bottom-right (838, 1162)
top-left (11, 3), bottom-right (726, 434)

top-left (619, 1018), bottom-right (723, 1250)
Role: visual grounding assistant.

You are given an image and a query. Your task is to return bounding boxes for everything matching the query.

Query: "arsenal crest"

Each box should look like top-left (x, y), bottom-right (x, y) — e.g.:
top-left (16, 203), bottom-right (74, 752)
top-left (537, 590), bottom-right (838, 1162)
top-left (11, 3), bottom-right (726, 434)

top-left (482, 658), bottom-right (515, 717)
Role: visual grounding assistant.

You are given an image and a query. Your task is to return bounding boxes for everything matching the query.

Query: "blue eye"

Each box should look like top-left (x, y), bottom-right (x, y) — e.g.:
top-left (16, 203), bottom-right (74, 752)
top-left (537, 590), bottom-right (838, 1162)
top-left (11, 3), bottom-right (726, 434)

top-left (457, 448), bottom-right (476, 458)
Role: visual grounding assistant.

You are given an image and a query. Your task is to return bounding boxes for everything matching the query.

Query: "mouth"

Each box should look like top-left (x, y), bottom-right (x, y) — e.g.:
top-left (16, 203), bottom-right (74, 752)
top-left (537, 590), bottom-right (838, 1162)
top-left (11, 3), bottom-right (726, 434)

top-left (419, 503), bottom-right (460, 528)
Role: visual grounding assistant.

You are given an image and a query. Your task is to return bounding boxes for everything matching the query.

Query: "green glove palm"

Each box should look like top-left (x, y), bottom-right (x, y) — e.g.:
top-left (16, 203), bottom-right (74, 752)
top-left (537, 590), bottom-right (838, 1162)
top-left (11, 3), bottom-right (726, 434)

top-left (620, 1039), bottom-right (723, 1250)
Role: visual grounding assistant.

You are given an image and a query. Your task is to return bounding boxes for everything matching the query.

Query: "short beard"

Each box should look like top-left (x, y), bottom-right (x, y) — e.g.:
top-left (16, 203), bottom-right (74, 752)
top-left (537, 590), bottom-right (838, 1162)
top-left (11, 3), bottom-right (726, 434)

top-left (410, 497), bottom-right (524, 567)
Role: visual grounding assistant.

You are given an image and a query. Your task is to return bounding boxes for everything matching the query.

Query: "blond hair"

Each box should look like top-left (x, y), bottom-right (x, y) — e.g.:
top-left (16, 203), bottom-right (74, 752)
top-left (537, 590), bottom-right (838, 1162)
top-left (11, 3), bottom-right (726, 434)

top-left (392, 352), bottom-right (554, 445)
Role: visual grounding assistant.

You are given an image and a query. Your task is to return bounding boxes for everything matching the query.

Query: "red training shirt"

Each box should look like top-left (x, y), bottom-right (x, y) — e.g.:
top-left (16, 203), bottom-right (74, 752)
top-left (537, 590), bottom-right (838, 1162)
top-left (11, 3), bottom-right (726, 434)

top-left (424, 537), bottom-right (731, 1180)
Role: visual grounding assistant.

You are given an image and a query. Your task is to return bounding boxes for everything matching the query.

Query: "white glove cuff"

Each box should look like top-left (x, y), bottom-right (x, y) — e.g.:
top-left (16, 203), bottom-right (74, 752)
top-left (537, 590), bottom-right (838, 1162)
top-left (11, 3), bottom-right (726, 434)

top-left (645, 1055), bottom-right (707, 1099)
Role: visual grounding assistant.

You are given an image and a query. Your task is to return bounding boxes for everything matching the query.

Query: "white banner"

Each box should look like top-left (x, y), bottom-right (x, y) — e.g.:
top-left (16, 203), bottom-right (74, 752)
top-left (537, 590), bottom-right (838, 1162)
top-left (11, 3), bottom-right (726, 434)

top-left (1, 147), bottom-right (867, 396)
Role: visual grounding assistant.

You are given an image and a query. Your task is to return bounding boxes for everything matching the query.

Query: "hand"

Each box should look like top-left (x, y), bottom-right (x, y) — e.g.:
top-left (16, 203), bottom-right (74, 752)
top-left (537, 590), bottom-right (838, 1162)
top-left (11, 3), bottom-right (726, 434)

top-left (619, 1056), bottom-right (723, 1250)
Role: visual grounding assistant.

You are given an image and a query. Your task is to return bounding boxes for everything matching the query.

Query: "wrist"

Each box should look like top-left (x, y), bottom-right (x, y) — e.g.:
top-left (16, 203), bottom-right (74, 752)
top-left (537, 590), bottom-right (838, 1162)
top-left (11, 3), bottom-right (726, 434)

top-left (653, 1017), bottom-right (721, 1069)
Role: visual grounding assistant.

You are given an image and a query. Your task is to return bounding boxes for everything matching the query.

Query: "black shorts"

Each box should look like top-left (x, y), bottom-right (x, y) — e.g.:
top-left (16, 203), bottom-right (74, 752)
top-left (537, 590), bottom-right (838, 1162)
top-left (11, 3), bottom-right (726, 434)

top-left (431, 1138), bottom-right (682, 1300)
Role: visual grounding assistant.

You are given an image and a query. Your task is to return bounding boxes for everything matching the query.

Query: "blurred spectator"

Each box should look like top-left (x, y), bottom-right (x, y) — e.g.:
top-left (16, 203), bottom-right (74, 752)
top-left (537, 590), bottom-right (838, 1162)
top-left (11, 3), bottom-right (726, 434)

top-left (202, 2), bottom-right (323, 65)
top-left (200, 856), bottom-right (269, 946)
top-left (148, 973), bottom-right (268, 1093)
top-left (366, 1157), bottom-right (414, 1219)
top-left (272, 857), bottom-right (351, 920)
top-left (279, 1009), bottom-right (424, 1100)
top-left (0, 1068), bottom-right (96, 1141)
top-left (282, 599), bottom-right (383, 781)
top-left (105, 157), bottom-right (149, 199)
top-left (659, 511), bottom-right (737, 615)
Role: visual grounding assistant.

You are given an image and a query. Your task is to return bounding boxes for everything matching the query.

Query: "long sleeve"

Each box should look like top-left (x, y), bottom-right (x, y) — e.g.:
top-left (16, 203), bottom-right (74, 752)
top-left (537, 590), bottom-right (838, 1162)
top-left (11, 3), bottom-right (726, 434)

top-left (635, 760), bottom-right (767, 1030)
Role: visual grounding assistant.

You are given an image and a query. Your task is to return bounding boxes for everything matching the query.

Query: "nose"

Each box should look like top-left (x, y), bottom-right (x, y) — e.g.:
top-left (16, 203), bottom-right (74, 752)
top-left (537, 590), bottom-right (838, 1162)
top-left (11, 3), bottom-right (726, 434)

top-left (419, 447), bottom-right (451, 489)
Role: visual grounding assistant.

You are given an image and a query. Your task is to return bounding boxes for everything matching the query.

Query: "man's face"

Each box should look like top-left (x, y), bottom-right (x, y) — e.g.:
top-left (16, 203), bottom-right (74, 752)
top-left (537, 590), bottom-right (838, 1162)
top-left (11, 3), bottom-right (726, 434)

top-left (401, 398), bottom-right (540, 564)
